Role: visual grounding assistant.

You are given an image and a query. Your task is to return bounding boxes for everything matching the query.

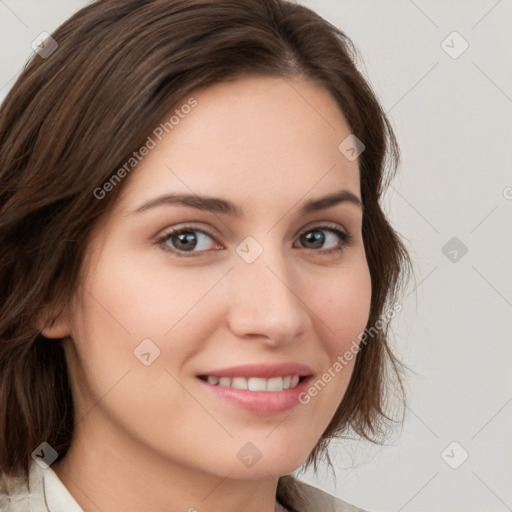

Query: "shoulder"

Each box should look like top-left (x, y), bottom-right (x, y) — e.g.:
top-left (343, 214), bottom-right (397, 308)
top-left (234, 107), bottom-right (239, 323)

top-left (280, 475), bottom-right (368, 512)
top-left (0, 461), bottom-right (47, 512)
top-left (296, 479), bottom-right (368, 512)
top-left (1, 460), bottom-right (83, 512)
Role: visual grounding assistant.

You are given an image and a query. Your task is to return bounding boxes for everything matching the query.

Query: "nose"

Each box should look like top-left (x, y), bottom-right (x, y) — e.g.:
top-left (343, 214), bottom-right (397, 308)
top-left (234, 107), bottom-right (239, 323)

top-left (226, 244), bottom-right (311, 347)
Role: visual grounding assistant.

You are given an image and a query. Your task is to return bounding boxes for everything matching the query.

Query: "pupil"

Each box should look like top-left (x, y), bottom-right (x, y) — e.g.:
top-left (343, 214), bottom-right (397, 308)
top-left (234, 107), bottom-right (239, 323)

top-left (174, 232), bottom-right (197, 251)
top-left (303, 231), bottom-right (324, 249)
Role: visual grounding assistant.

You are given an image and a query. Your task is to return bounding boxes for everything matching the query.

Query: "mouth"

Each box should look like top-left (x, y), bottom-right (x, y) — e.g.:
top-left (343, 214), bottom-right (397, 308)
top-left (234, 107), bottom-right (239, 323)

top-left (195, 362), bottom-right (314, 414)
top-left (197, 374), bottom-right (308, 391)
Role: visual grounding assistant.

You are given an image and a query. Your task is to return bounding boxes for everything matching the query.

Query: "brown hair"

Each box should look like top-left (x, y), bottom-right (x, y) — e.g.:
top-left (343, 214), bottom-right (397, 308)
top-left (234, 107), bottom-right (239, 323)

top-left (0, 0), bottom-right (412, 508)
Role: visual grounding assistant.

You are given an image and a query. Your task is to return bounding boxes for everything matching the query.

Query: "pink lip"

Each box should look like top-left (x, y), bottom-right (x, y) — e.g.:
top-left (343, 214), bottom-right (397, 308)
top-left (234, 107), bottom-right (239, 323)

top-left (196, 362), bottom-right (314, 379)
top-left (196, 363), bottom-right (314, 415)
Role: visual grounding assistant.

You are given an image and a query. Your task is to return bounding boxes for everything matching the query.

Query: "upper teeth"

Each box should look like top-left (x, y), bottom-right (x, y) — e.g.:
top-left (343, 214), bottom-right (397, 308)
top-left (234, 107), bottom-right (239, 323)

top-left (206, 375), bottom-right (301, 391)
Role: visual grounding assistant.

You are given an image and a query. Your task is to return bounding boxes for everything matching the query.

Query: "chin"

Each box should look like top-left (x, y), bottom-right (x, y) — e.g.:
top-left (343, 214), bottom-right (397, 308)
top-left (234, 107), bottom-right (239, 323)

top-left (223, 448), bottom-right (312, 481)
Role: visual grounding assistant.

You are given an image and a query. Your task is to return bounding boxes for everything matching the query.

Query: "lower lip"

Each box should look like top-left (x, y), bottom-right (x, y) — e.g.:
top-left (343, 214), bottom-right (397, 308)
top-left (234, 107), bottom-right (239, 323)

top-left (197, 376), bottom-right (313, 415)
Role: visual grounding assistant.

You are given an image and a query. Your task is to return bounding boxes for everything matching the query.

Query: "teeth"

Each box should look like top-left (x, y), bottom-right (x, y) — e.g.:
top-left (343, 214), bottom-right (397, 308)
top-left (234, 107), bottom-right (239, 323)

top-left (231, 377), bottom-right (248, 390)
top-left (219, 377), bottom-right (231, 387)
top-left (266, 377), bottom-right (284, 391)
top-left (248, 377), bottom-right (266, 391)
top-left (204, 375), bottom-right (303, 391)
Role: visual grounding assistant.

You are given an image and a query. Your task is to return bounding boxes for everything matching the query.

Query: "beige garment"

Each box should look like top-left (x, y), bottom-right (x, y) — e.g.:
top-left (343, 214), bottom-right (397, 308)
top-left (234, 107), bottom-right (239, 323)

top-left (0, 460), bottom-right (366, 512)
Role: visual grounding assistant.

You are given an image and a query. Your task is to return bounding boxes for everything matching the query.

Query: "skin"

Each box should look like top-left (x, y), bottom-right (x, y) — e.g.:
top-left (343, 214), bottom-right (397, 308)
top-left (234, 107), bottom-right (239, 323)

top-left (43, 75), bottom-right (372, 512)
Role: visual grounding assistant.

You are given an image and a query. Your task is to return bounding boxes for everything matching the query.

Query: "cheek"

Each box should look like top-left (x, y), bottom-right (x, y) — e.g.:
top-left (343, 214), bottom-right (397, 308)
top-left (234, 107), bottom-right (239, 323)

top-left (81, 247), bottom-right (225, 342)
top-left (282, 260), bottom-right (371, 447)
top-left (310, 260), bottom-right (372, 355)
top-left (67, 255), bottom-right (219, 453)
top-left (68, 250), bottom-right (230, 404)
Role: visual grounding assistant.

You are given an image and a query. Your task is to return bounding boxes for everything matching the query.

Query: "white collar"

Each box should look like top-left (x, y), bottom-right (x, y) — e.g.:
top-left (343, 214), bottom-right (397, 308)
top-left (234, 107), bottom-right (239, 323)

top-left (32, 461), bottom-right (84, 512)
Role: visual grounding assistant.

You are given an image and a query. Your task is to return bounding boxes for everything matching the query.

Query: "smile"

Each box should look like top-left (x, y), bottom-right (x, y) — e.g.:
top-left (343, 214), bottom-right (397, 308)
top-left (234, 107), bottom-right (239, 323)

top-left (198, 375), bottom-right (302, 391)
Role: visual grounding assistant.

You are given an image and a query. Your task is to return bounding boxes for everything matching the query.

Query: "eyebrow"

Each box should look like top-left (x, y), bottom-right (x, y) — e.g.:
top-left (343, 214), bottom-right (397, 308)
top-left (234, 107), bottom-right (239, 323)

top-left (133, 189), bottom-right (363, 217)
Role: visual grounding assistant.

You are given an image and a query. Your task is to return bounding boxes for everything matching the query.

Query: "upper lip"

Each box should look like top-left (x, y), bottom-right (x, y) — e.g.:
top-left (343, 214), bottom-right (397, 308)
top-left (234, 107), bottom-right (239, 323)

top-left (197, 362), bottom-right (314, 379)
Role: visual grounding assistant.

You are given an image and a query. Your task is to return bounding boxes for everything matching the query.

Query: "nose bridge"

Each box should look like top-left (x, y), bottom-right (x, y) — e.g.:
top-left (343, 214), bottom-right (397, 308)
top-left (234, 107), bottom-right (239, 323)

top-left (227, 234), bottom-right (310, 342)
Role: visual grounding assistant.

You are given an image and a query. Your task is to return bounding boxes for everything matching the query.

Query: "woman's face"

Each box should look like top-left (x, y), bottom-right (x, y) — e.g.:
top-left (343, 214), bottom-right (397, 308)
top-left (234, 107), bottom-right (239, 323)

top-left (57, 75), bottom-right (372, 479)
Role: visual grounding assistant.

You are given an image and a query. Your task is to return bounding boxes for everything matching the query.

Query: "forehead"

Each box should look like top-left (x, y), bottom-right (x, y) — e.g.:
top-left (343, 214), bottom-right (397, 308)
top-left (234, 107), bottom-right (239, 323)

top-left (117, 75), bottom-right (360, 212)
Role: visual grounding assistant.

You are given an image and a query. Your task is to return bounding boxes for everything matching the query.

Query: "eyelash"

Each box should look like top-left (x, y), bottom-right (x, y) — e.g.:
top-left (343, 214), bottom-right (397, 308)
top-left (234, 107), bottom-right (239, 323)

top-left (155, 224), bottom-right (354, 259)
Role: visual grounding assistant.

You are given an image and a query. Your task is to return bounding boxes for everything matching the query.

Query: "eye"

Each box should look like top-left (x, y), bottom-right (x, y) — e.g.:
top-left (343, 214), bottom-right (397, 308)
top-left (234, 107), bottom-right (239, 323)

top-left (155, 223), bottom-right (353, 258)
top-left (294, 225), bottom-right (353, 255)
top-left (156, 226), bottom-right (220, 256)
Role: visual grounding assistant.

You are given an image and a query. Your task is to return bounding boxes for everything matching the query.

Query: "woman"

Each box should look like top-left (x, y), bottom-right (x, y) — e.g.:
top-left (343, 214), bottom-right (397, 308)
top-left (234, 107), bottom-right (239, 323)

top-left (0, 0), bottom-right (412, 510)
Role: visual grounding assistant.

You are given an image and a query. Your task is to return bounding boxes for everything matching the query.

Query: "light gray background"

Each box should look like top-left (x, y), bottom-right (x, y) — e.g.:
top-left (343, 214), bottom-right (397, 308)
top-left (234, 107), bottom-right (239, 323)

top-left (1, 1), bottom-right (511, 511)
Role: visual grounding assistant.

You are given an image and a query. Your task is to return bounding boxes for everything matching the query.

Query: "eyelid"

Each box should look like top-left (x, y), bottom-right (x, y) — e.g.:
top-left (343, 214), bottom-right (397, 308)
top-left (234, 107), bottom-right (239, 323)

top-left (153, 222), bottom-right (219, 243)
top-left (298, 220), bottom-right (347, 235)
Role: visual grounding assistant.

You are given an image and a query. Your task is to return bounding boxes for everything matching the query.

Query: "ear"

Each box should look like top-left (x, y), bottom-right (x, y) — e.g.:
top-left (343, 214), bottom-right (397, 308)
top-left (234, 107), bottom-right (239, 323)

top-left (37, 307), bottom-right (72, 339)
